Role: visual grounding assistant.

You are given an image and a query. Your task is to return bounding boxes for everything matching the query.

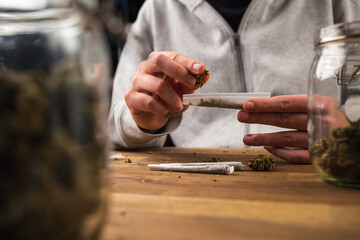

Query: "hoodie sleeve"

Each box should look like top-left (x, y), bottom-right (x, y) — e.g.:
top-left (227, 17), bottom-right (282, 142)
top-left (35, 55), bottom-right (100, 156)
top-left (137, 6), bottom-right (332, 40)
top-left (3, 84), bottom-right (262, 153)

top-left (108, 0), bottom-right (182, 150)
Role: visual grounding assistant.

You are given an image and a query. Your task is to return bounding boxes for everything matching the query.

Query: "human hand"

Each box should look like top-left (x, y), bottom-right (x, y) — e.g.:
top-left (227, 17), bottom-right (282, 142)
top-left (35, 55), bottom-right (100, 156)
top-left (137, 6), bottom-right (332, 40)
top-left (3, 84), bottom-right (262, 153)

top-left (237, 95), bottom-right (310, 163)
top-left (124, 51), bottom-right (209, 131)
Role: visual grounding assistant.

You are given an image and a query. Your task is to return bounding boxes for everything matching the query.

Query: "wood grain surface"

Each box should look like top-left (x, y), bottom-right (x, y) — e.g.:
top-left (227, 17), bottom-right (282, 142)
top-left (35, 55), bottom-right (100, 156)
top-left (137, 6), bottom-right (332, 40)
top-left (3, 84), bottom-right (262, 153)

top-left (100, 147), bottom-right (360, 240)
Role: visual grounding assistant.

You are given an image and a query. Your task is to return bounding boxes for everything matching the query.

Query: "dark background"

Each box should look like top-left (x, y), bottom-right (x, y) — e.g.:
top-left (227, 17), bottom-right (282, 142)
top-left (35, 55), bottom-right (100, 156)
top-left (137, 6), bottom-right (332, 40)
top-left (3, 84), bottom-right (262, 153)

top-left (99, 0), bottom-right (174, 146)
top-left (99, 0), bottom-right (146, 76)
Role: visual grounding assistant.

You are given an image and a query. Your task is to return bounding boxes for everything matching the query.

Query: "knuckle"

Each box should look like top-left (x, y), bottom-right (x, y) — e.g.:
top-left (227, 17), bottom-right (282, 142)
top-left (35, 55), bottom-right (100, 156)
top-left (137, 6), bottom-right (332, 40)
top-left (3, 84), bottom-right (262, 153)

top-left (131, 74), bottom-right (144, 90)
top-left (137, 61), bottom-right (147, 72)
top-left (286, 154), bottom-right (295, 162)
top-left (169, 52), bottom-right (180, 61)
top-left (144, 97), bottom-right (155, 109)
top-left (278, 113), bottom-right (291, 125)
top-left (278, 97), bottom-right (292, 111)
top-left (153, 79), bottom-right (168, 94)
top-left (287, 154), bottom-right (301, 163)
top-left (280, 132), bottom-right (293, 144)
top-left (148, 52), bottom-right (164, 67)
top-left (124, 90), bottom-right (132, 103)
top-left (148, 51), bottom-right (159, 60)
top-left (132, 74), bottom-right (141, 85)
top-left (174, 65), bottom-right (185, 77)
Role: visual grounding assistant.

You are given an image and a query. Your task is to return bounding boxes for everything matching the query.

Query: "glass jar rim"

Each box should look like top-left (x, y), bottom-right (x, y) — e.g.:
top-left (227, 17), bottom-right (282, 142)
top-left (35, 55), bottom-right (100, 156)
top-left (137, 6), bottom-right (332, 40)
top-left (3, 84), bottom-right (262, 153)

top-left (314, 20), bottom-right (360, 46)
top-left (0, 0), bottom-right (70, 11)
top-left (0, 8), bottom-right (80, 36)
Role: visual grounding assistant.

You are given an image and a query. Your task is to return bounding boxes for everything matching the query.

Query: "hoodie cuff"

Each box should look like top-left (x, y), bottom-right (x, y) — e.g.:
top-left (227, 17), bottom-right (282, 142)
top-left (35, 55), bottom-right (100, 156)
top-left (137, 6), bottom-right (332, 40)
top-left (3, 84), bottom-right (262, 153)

top-left (117, 104), bottom-right (182, 144)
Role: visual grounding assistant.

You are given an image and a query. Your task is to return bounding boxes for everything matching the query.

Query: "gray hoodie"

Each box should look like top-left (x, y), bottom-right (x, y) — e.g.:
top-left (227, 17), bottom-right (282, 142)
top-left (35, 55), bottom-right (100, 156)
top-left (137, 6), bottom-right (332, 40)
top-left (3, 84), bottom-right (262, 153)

top-left (108, 0), bottom-right (360, 149)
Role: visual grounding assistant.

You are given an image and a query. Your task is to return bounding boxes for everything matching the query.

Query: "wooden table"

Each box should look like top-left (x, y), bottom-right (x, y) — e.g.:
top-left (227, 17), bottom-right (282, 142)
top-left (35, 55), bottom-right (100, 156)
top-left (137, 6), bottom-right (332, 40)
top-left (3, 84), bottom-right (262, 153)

top-left (100, 147), bottom-right (360, 240)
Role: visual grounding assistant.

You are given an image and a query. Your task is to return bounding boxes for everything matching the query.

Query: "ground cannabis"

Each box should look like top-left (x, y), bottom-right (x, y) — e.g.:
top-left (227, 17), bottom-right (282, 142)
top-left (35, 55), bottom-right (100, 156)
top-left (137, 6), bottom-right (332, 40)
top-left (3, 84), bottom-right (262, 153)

top-left (247, 155), bottom-right (275, 171)
top-left (310, 119), bottom-right (360, 182)
top-left (194, 69), bottom-right (209, 87)
top-left (197, 98), bottom-right (243, 109)
top-left (0, 61), bottom-right (107, 239)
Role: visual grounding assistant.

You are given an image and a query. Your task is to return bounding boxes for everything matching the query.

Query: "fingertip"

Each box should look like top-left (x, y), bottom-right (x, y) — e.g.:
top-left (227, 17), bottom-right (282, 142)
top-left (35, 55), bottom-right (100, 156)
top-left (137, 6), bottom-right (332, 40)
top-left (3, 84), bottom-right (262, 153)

top-left (192, 63), bottom-right (203, 71)
top-left (264, 146), bottom-right (273, 152)
top-left (243, 100), bottom-right (254, 111)
top-left (237, 111), bottom-right (249, 122)
top-left (192, 63), bottom-right (204, 74)
top-left (243, 134), bottom-right (255, 145)
top-left (176, 103), bottom-right (184, 112)
top-left (237, 111), bottom-right (241, 121)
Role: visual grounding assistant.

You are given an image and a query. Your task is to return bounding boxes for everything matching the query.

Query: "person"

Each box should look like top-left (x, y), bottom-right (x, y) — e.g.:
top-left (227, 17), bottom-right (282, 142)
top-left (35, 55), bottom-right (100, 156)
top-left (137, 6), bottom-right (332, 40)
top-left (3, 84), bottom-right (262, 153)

top-left (108, 0), bottom-right (360, 163)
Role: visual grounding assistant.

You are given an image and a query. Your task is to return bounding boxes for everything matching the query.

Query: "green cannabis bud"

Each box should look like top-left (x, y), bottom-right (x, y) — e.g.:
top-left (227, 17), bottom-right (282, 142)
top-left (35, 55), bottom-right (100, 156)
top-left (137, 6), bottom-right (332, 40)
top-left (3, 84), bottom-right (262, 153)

top-left (246, 155), bottom-right (275, 171)
top-left (197, 98), bottom-right (243, 109)
top-left (194, 69), bottom-right (209, 87)
top-left (310, 119), bottom-right (360, 182)
top-left (0, 61), bottom-right (107, 239)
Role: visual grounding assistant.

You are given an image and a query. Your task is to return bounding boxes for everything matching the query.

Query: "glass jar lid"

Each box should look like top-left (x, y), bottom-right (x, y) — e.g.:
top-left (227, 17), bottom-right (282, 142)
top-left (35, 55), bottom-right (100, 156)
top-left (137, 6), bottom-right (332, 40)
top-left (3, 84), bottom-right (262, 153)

top-left (0, 0), bottom-right (69, 11)
top-left (314, 20), bottom-right (360, 46)
top-left (0, 0), bottom-right (97, 12)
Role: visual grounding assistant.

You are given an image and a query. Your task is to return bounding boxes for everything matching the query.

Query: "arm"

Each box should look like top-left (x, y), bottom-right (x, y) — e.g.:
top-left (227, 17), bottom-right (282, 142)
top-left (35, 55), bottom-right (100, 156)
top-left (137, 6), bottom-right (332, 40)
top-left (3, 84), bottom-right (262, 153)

top-left (108, 1), bottom-right (209, 149)
top-left (108, 0), bottom-right (213, 150)
top-left (109, 50), bottom-right (208, 150)
top-left (108, 1), bottom-right (159, 150)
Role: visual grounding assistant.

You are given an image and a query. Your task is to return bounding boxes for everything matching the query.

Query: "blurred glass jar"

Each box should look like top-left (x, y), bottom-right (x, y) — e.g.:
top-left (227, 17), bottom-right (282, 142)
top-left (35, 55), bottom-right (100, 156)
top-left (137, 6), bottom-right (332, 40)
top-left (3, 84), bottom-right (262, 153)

top-left (308, 21), bottom-right (360, 188)
top-left (0, 0), bottom-right (110, 239)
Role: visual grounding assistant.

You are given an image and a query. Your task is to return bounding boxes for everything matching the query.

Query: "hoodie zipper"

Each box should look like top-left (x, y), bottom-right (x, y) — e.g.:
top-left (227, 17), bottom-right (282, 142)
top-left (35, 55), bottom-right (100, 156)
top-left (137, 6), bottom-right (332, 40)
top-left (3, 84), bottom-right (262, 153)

top-left (235, 0), bottom-right (258, 146)
top-left (199, 0), bottom-right (257, 146)
top-left (236, 30), bottom-right (250, 146)
top-left (200, 1), bottom-right (244, 92)
top-left (233, 34), bottom-right (247, 92)
top-left (235, 0), bottom-right (258, 93)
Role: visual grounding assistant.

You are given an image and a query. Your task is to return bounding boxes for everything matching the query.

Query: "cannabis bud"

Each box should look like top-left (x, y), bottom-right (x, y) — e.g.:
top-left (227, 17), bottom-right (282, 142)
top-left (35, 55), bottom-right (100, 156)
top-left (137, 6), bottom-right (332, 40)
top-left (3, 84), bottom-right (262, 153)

top-left (0, 61), bottom-right (106, 239)
top-left (194, 69), bottom-right (209, 87)
top-left (310, 119), bottom-right (360, 182)
top-left (246, 155), bottom-right (275, 171)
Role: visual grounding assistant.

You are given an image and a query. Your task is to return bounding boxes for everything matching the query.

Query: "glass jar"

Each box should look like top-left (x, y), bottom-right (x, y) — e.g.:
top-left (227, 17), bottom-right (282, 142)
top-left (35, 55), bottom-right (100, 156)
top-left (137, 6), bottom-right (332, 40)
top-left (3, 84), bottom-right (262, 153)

top-left (0, 0), bottom-right (110, 239)
top-left (308, 21), bottom-right (360, 188)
